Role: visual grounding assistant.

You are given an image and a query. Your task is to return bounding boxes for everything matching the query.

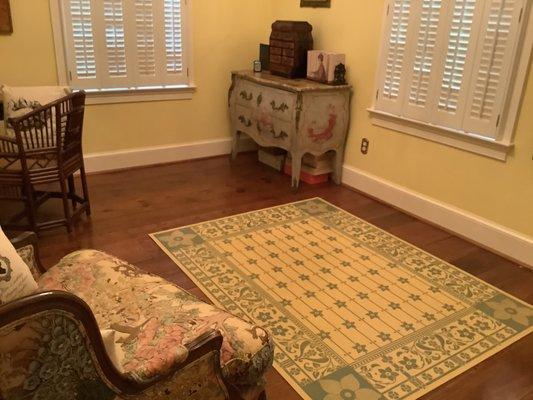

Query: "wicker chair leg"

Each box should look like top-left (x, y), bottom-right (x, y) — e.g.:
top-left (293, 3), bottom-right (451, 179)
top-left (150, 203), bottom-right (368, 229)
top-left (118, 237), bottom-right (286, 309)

top-left (80, 165), bottom-right (91, 216)
top-left (67, 175), bottom-right (77, 210)
top-left (24, 186), bottom-right (39, 233)
top-left (59, 177), bottom-right (73, 233)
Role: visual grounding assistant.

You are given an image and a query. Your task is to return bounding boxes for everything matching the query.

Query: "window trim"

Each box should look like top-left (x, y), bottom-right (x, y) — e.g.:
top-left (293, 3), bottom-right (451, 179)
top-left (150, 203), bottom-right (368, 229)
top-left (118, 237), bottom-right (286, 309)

top-left (49, 0), bottom-right (195, 104)
top-left (369, 0), bottom-right (533, 161)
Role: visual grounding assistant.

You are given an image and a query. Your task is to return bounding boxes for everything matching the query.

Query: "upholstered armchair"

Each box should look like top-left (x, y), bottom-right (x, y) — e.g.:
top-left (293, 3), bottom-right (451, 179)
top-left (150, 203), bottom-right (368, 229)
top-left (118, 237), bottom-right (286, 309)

top-left (0, 232), bottom-right (274, 400)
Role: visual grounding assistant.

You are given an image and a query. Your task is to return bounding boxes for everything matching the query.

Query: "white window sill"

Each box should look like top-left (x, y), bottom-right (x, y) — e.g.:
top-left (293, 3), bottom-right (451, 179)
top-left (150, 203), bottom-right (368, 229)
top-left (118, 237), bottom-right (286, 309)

top-left (82, 85), bottom-right (196, 105)
top-left (368, 108), bottom-right (514, 161)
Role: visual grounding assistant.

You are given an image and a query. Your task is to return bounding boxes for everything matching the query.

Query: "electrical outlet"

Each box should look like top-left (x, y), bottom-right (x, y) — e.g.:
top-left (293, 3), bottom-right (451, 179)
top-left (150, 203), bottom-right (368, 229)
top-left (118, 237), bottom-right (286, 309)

top-left (361, 138), bottom-right (370, 155)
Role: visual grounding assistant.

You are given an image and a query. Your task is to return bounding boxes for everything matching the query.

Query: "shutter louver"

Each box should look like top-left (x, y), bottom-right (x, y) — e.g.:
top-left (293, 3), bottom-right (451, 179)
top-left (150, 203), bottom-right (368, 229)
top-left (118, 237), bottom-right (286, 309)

top-left (463, 0), bottom-right (524, 138)
top-left (135, 0), bottom-right (156, 77)
top-left (402, 0), bottom-right (452, 121)
top-left (384, 0), bottom-right (410, 100)
top-left (375, 0), bottom-right (417, 114)
top-left (68, 0), bottom-right (97, 83)
top-left (408, 0), bottom-right (442, 107)
top-left (164, 0), bottom-right (183, 74)
top-left (438, 0), bottom-right (476, 113)
top-left (103, 0), bottom-right (127, 78)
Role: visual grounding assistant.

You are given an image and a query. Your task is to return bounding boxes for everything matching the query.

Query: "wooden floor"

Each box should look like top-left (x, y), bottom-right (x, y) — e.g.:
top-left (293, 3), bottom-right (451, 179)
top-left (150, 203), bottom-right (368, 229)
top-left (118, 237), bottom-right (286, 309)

top-left (23, 153), bottom-right (533, 400)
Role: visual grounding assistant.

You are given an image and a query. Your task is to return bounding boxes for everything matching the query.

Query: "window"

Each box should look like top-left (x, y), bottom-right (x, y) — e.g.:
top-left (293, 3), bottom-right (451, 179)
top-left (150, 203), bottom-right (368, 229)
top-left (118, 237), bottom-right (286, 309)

top-left (370, 0), bottom-right (531, 160)
top-left (50, 0), bottom-right (192, 102)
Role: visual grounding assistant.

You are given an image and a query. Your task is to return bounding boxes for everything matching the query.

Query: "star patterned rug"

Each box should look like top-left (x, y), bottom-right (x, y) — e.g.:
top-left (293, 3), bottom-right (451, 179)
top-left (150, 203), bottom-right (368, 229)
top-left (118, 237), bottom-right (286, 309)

top-left (151, 198), bottom-right (533, 400)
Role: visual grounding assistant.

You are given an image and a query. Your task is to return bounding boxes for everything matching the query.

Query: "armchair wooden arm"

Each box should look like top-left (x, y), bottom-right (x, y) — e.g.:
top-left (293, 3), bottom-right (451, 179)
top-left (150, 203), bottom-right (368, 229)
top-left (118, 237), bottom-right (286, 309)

top-left (0, 291), bottom-right (231, 399)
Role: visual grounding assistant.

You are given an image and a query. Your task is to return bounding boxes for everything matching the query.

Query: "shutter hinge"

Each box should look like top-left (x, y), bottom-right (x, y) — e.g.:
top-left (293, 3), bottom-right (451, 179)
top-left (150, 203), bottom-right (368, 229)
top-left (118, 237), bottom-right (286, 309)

top-left (376, 89), bottom-right (379, 100)
top-left (187, 68), bottom-right (190, 77)
top-left (496, 114), bottom-right (501, 127)
top-left (519, 7), bottom-right (524, 23)
top-left (68, 70), bottom-right (73, 82)
top-left (386, 3), bottom-right (390, 16)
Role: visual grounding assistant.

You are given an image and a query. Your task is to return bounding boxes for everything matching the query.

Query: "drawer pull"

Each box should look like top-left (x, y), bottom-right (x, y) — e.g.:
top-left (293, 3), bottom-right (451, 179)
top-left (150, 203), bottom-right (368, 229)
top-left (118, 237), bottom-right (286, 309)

top-left (239, 90), bottom-right (253, 101)
top-left (238, 115), bottom-right (252, 127)
top-left (271, 101), bottom-right (289, 113)
top-left (271, 128), bottom-right (288, 140)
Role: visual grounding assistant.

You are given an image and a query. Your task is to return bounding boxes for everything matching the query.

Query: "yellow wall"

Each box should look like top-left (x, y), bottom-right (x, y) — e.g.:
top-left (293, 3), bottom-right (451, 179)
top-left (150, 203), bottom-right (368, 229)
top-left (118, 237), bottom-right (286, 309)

top-left (0, 0), bottom-right (272, 152)
top-left (268, 0), bottom-right (533, 237)
top-left (1, 0), bottom-right (532, 237)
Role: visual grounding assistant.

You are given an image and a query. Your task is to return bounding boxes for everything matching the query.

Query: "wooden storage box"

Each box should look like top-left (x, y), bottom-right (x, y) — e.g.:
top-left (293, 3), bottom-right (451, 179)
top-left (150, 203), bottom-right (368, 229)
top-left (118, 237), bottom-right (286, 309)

top-left (269, 21), bottom-right (313, 79)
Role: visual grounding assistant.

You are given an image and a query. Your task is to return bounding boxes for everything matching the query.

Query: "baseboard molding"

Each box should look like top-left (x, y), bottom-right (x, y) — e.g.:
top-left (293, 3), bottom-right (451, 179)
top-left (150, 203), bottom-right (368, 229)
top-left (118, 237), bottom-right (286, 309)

top-left (342, 165), bottom-right (533, 268)
top-left (83, 137), bottom-right (257, 173)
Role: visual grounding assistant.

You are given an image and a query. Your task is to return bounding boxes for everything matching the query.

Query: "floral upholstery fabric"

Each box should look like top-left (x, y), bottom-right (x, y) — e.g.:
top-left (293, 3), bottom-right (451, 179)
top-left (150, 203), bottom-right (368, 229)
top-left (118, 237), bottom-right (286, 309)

top-left (0, 310), bottom-right (229, 400)
top-left (38, 250), bottom-right (274, 390)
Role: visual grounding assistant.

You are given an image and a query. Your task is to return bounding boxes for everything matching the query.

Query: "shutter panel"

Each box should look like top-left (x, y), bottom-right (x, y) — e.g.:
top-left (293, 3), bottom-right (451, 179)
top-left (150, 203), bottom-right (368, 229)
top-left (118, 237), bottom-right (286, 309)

top-left (431, 0), bottom-right (485, 129)
top-left (463, 0), bottom-right (525, 139)
top-left (164, 0), bottom-right (184, 75)
top-left (162, 0), bottom-right (188, 84)
top-left (63, 0), bottom-right (100, 89)
top-left (97, 0), bottom-right (134, 88)
top-left (402, 0), bottom-right (452, 121)
top-left (135, 0), bottom-right (156, 78)
top-left (375, 0), bottom-right (418, 114)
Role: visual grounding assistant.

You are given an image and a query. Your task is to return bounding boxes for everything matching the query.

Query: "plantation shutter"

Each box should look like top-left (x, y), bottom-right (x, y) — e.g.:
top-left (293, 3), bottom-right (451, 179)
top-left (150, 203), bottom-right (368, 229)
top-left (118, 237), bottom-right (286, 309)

top-left (463, 0), bottom-right (526, 139)
top-left (401, 0), bottom-right (451, 121)
top-left (63, 0), bottom-right (100, 89)
top-left (431, 0), bottom-right (486, 130)
top-left (60, 0), bottom-right (188, 90)
top-left (164, 0), bottom-right (184, 76)
top-left (375, 0), bottom-right (418, 114)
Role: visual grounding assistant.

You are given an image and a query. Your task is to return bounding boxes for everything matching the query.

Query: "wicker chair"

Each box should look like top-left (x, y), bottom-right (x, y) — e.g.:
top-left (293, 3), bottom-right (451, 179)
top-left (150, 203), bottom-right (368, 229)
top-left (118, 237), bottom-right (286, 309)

top-left (0, 91), bottom-right (90, 233)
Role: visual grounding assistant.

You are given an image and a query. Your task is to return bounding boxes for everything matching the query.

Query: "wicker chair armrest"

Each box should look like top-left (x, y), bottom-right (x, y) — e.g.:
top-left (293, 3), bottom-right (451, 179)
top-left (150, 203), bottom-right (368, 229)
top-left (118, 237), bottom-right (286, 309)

top-left (10, 232), bottom-right (46, 276)
top-left (0, 291), bottom-right (230, 398)
top-left (0, 134), bottom-right (17, 144)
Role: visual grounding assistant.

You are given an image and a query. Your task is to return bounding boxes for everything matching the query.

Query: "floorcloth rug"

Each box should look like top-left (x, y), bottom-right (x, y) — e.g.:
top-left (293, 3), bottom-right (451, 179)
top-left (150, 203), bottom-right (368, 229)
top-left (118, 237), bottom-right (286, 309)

top-left (150, 198), bottom-right (533, 400)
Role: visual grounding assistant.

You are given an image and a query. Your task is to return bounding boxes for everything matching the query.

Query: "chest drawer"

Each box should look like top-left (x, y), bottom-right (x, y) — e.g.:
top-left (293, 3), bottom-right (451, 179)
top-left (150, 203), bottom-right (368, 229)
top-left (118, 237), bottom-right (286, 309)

top-left (234, 79), bottom-right (295, 123)
top-left (235, 104), bottom-right (291, 147)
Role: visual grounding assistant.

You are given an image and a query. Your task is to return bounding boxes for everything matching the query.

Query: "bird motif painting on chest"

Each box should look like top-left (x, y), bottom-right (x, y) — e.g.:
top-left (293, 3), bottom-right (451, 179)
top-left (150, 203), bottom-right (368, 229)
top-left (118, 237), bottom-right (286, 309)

top-left (299, 91), bottom-right (349, 150)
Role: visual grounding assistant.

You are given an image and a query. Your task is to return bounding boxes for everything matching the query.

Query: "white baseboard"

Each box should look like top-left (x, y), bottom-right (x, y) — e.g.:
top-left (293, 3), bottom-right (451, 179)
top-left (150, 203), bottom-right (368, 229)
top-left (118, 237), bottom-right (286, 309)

top-left (342, 165), bottom-right (533, 268)
top-left (84, 137), bottom-right (257, 173)
top-left (83, 141), bottom-right (531, 267)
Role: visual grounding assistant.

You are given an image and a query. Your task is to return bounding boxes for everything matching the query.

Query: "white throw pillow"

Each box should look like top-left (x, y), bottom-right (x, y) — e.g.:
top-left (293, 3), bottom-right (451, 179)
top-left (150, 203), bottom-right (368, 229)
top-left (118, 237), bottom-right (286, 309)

top-left (0, 226), bottom-right (38, 304)
top-left (0, 85), bottom-right (70, 136)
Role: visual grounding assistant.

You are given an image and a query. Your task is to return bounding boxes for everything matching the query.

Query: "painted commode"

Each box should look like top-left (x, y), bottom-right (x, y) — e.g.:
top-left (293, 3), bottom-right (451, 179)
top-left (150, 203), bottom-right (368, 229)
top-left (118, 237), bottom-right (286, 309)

top-left (229, 70), bottom-right (352, 189)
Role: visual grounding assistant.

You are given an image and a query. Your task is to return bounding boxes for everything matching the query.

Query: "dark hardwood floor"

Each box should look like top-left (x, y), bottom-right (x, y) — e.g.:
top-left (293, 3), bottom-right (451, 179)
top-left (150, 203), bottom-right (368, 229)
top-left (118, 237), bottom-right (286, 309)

top-left (16, 153), bottom-right (533, 400)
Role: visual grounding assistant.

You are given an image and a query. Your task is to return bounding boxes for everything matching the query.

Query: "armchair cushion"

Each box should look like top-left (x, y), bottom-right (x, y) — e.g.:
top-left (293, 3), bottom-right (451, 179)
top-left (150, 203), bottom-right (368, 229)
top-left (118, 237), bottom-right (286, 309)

top-left (0, 227), bottom-right (38, 304)
top-left (0, 85), bottom-right (70, 135)
top-left (38, 250), bottom-right (274, 389)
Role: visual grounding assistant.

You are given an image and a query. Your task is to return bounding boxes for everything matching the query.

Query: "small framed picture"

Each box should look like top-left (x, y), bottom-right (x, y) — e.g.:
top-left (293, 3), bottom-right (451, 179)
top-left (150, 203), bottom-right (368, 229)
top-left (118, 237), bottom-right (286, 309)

top-left (0, 0), bottom-right (13, 35)
top-left (301, 0), bottom-right (331, 8)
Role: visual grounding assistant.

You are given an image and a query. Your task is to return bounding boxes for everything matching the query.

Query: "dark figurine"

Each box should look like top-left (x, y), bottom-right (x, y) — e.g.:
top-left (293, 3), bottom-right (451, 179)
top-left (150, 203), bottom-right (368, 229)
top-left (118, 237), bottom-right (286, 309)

top-left (333, 63), bottom-right (347, 85)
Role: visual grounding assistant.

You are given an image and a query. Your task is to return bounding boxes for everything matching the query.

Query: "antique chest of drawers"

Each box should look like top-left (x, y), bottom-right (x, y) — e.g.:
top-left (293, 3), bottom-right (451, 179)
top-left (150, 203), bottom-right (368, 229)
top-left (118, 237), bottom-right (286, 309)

top-left (229, 70), bottom-right (352, 189)
top-left (269, 21), bottom-right (313, 78)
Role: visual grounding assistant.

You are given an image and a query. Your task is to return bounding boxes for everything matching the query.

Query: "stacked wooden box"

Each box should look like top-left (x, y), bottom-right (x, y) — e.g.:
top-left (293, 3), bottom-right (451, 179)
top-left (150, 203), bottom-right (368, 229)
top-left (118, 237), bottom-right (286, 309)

top-left (269, 21), bottom-right (313, 79)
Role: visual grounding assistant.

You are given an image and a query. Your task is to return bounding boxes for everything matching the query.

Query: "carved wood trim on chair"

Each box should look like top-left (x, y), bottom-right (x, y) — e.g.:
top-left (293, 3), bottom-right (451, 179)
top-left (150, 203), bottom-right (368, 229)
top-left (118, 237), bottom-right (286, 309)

top-left (0, 291), bottom-right (230, 397)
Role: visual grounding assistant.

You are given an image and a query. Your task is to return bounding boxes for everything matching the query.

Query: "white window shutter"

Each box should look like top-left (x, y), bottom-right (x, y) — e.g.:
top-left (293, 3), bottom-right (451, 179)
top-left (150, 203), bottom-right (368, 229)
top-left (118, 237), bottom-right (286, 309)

top-left (402, 0), bottom-right (452, 121)
top-left (431, 0), bottom-right (486, 130)
top-left (463, 0), bottom-right (525, 139)
top-left (375, 0), bottom-right (417, 114)
top-left (135, 0), bottom-right (156, 79)
top-left (63, 0), bottom-right (100, 89)
top-left (162, 0), bottom-right (188, 84)
top-left (60, 0), bottom-right (189, 90)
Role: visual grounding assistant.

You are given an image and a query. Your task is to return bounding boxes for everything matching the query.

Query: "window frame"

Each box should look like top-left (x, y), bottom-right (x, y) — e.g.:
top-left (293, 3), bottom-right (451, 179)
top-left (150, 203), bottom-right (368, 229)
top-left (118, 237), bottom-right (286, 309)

top-left (368, 0), bottom-right (533, 161)
top-left (49, 0), bottom-right (195, 105)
